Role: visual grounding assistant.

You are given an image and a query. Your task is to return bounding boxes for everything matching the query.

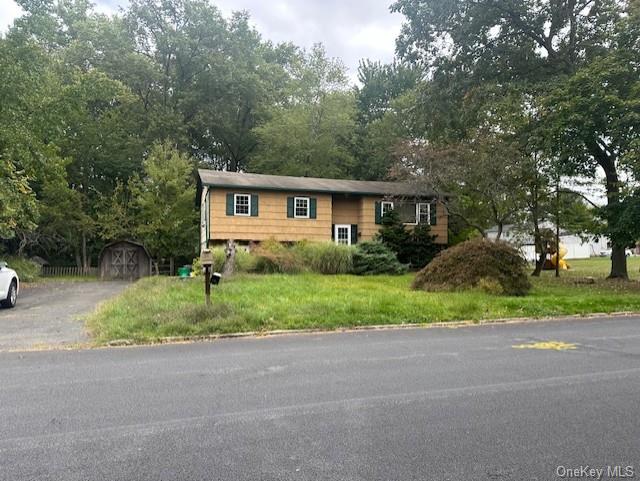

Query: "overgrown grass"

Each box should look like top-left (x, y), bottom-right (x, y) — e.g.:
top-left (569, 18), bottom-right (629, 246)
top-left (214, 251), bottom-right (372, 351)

top-left (1, 257), bottom-right (40, 282)
top-left (88, 257), bottom-right (640, 345)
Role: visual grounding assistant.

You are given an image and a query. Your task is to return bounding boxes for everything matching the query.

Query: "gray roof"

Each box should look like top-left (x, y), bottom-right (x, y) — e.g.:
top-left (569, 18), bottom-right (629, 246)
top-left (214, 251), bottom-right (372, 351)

top-left (198, 169), bottom-right (434, 197)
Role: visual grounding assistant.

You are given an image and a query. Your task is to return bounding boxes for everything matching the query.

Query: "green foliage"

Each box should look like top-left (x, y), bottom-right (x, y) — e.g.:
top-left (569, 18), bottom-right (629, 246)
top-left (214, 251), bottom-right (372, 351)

top-left (253, 240), bottom-right (304, 274)
top-left (0, 160), bottom-right (37, 239)
top-left (250, 45), bottom-right (357, 178)
top-left (352, 242), bottom-right (408, 275)
top-left (352, 61), bottom-right (420, 180)
top-left (191, 248), bottom-right (256, 276)
top-left (375, 211), bottom-right (440, 268)
top-left (246, 240), bottom-right (355, 275)
top-left (292, 241), bottom-right (354, 274)
top-left (131, 141), bottom-right (198, 261)
top-left (412, 238), bottom-right (531, 296)
top-left (88, 258), bottom-right (640, 344)
top-left (408, 224), bottom-right (440, 269)
top-left (392, 0), bottom-right (635, 278)
top-left (2, 256), bottom-right (40, 282)
top-left (375, 210), bottom-right (411, 262)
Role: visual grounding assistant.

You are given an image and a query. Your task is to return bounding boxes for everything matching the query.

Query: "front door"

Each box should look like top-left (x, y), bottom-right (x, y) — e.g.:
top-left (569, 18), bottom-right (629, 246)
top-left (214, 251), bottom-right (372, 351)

top-left (334, 224), bottom-right (351, 245)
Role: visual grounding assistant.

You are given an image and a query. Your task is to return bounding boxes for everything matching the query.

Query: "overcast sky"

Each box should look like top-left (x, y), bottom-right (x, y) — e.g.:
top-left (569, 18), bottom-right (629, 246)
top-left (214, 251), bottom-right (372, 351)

top-left (0, 0), bottom-right (404, 83)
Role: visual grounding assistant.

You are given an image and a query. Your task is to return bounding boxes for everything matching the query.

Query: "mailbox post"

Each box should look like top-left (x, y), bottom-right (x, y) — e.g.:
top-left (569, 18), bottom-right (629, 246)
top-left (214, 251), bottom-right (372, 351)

top-left (200, 249), bottom-right (214, 306)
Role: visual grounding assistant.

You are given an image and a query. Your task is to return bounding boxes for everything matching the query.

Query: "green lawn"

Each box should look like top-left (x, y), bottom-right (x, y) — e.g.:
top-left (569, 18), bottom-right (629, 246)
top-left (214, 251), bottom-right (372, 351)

top-left (87, 257), bottom-right (640, 345)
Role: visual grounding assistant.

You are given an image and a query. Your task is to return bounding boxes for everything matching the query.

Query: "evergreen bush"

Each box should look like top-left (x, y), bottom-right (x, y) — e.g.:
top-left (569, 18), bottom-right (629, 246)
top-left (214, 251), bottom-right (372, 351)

top-left (352, 242), bottom-right (408, 275)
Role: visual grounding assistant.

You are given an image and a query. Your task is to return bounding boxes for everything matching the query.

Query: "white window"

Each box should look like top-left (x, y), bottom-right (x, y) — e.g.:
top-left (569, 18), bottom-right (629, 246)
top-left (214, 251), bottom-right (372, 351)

top-left (418, 203), bottom-right (431, 224)
top-left (294, 197), bottom-right (309, 218)
top-left (381, 201), bottom-right (394, 217)
top-left (234, 194), bottom-right (250, 216)
top-left (334, 224), bottom-right (351, 245)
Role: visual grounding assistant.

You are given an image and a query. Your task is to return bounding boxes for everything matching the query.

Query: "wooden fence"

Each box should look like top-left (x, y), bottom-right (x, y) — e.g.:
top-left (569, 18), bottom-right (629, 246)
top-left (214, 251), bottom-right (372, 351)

top-left (40, 266), bottom-right (99, 277)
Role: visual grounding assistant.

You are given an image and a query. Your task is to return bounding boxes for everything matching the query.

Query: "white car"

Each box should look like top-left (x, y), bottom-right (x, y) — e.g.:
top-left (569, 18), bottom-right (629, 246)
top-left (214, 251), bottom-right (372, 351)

top-left (0, 261), bottom-right (19, 308)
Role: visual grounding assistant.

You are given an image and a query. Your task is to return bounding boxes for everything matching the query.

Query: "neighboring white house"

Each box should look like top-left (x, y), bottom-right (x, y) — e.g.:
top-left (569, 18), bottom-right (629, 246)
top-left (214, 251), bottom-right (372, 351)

top-left (486, 224), bottom-right (610, 261)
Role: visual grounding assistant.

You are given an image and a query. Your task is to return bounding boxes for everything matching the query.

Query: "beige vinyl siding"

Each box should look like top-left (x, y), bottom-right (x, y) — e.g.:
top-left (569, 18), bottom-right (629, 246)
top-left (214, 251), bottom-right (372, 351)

top-left (358, 196), bottom-right (448, 244)
top-left (210, 189), bottom-right (332, 242)
top-left (331, 196), bottom-right (360, 225)
top-left (358, 196), bottom-right (381, 241)
top-left (430, 200), bottom-right (448, 244)
top-left (208, 188), bottom-right (448, 245)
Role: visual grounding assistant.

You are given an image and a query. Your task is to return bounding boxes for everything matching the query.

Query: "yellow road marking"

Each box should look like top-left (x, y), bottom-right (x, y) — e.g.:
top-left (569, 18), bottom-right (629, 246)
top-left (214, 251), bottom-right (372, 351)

top-left (512, 341), bottom-right (578, 351)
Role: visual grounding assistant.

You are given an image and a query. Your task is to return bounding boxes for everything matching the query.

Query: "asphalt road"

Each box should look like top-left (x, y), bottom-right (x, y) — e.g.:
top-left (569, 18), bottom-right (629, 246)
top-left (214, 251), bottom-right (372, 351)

top-left (1, 316), bottom-right (639, 481)
top-left (0, 281), bottom-right (128, 351)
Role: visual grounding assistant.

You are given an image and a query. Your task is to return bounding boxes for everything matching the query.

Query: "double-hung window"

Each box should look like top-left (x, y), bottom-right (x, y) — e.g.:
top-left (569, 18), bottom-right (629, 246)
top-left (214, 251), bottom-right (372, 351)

top-left (381, 201), bottom-right (394, 217)
top-left (418, 203), bottom-right (430, 224)
top-left (294, 197), bottom-right (310, 218)
top-left (234, 194), bottom-right (250, 216)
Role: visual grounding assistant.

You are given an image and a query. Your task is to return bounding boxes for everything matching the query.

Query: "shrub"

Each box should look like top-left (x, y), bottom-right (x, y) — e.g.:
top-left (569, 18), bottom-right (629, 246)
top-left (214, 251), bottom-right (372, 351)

top-left (408, 224), bottom-right (441, 269)
top-left (376, 210), bottom-right (441, 268)
top-left (253, 239), bottom-right (303, 274)
top-left (191, 247), bottom-right (256, 276)
top-left (412, 238), bottom-right (531, 296)
top-left (352, 242), bottom-right (408, 275)
top-left (293, 241), bottom-right (354, 274)
top-left (375, 210), bottom-right (411, 263)
top-left (3, 256), bottom-right (40, 282)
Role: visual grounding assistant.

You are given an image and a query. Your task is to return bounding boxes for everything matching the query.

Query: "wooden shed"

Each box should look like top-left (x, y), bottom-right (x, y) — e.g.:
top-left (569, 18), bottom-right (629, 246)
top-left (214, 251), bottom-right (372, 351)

top-left (98, 240), bottom-right (152, 280)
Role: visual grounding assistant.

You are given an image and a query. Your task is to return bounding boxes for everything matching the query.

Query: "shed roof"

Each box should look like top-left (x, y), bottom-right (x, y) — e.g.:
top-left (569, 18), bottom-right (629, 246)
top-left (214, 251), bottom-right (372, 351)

top-left (98, 240), bottom-right (152, 263)
top-left (198, 169), bottom-right (435, 197)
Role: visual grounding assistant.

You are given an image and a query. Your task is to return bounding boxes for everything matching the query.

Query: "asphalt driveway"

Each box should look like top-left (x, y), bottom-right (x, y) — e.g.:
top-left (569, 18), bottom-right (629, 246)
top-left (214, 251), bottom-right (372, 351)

top-left (0, 280), bottom-right (129, 351)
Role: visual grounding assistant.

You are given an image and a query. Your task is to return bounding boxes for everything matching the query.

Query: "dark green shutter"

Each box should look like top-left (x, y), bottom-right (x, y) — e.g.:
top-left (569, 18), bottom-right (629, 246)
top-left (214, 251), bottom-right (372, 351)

top-left (350, 224), bottom-right (358, 245)
top-left (287, 197), bottom-right (294, 218)
top-left (331, 224), bottom-right (335, 240)
top-left (251, 194), bottom-right (259, 217)
top-left (375, 201), bottom-right (382, 224)
top-left (309, 198), bottom-right (317, 219)
top-left (226, 193), bottom-right (234, 216)
top-left (430, 201), bottom-right (437, 225)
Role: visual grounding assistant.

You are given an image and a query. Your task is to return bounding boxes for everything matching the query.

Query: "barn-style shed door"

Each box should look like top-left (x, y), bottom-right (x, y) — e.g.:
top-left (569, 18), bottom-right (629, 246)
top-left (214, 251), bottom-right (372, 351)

top-left (111, 248), bottom-right (138, 279)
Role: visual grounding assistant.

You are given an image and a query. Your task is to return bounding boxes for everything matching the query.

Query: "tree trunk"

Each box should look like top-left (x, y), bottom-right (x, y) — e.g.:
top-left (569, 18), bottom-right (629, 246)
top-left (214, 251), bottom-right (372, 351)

top-left (169, 257), bottom-right (175, 276)
top-left (82, 232), bottom-right (89, 273)
top-left (603, 163), bottom-right (628, 279)
top-left (74, 248), bottom-right (82, 270)
top-left (530, 197), bottom-right (544, 276)
top-left (591, 142), bottom-right (628, 279)
top-left (532, 231), bottom-right (545, 277)
top-left (222, 240), bottom-right (236, 276)
top-left (610, 246), bottom-right (628, 279)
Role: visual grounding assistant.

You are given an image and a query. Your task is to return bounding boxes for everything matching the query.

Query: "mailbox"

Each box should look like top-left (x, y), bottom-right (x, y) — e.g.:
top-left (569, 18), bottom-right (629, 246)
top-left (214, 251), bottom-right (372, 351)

top-left (200, 249), bottom-right (214, 268)
top-left (210, 272), bottom-right (222, 285)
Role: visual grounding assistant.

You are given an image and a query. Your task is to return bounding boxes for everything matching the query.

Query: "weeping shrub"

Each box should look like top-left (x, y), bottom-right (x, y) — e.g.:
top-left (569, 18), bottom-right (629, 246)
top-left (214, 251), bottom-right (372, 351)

top-left (351, 242), bottom-right (408, 275)
top-left (412, 238), bottom-right (531, 296)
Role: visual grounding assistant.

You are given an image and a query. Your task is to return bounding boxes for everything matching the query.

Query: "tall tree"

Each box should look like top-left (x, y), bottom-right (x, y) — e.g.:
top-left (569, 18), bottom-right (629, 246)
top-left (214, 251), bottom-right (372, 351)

top-left (250, 44), bottom-right (357, 178)
top-left (352, 60), bottom-right (420, 180)
top-left (131, 141), bottom-right (198, 263)
top-left (392, 0), bottom-right (635, 278)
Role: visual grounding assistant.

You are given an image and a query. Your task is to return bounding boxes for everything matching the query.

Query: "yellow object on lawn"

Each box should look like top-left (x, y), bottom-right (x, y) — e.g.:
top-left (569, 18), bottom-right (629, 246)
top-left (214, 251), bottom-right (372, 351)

top-left (550, 243), bottom-right (570, 270)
